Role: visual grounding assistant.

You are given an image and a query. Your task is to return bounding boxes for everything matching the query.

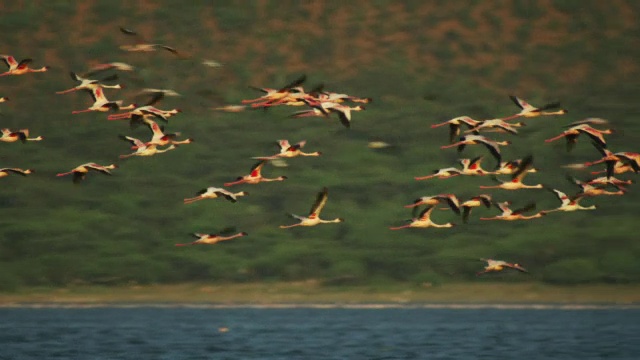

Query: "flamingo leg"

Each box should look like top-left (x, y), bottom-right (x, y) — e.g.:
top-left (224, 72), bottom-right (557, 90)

top-left (71, 109), bottom-right (94, 114)
top-left (440, 142), bottom-right (463, 149)
top-left (279, 223), bottom-right (302, 229)
top-left (55, 88), bottom-right (79, 94)
top-left (430, 122), bottom-right (449, 128)
top-left (224, 179), bottom-right (247, 187)
top-left (389, 224), bottom-right (412, 230)
top-left (56, 172), bottom-right (73, 177)
top-left (183, 197), bottom-right (204, 204)
top-left (544, 133), bottom-right (567, 143)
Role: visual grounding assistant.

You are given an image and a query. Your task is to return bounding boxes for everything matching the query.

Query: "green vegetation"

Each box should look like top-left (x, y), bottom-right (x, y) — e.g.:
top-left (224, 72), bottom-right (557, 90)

top-left (1, 2), bottom-right (639, 294)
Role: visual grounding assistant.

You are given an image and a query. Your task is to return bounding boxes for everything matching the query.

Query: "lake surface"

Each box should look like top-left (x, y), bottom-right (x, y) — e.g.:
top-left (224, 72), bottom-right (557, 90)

top-left (1, 306), bottom-right (638, 359)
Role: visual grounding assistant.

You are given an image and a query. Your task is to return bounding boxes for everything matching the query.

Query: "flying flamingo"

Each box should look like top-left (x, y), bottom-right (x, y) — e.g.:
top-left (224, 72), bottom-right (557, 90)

top-left (313, 101), bottom-right (366, 128)
top-left (403, 194), bottom-right (461, 215)
top-left (501, 95), bottom-right (567, 121)
top-left (119, 27), bottom-right (180, 55)
top-left (586, 175), bottom-right (632, 188)
top-left (56, 72), bottom-right (122, 95)
top-left (414, 156), bottom-right (493, 180)
top-left (584, 143), bottom-right (640, 178)
top-left (82, 62), bottom-right (135, 77)
top-left (544, 124), bottom-right (614, 151)
top-left (476, 259), bottom-right (529, 276)
top-left (126, 119), bottom-right (192, 150)
top-left (107, 91), bottom-right (181, 122)
top-left (431, 116), bottom-right (481, 144)
top-left (495, 158), bottom-right (539, 175)
top-left (118, 135), bottom-right (177, 158)
top-left (389, 205), bottom-right (456, 230)
top-left (479, 155), bottom-right (543, 190)
top-left (480, 201), bottom-right (546, 221)
top-left (224, 160), bottom-right (287, 187)
top-left (0, 168), bottom-right (33, 178)
top-left (0, 55), bottom-right (49, 77)
top-left (0, 128), bottom-right (43, 143)
top-left (280, 187), bottom-right (344, 228)
top-left (243, 74), bottom-right (307, 105)
top-left (543, 188), bottom-right (596, 213)
top-left (71, 87), bottom-right (136, 114)
top-left (565, 175), bottom-right (625, 196)
top-left (0, 97), bottom-right (8, 102)
top-left (460, 194), bottom-right (492, 223)
top-left (175, 231), bottom-right (248, 246)
top-left (183, 187), bottom-right (248, 204)
top-left (56, 162), bottom-right (118, 183)
top-left (441, 135), bottom-right (511, 166)
top-left (465, 118), bottom-right (525, 135)
top-left (414, 166), bottom-right (462, 180)
top-left (252, 140), bottom-right (321, 160)
top-left (316, 90), bottom-right (372, 104)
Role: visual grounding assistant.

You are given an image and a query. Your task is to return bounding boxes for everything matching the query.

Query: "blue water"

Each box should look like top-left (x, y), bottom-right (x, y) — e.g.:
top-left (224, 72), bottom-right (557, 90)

top-left (1, 307), bottom-right (638, 359)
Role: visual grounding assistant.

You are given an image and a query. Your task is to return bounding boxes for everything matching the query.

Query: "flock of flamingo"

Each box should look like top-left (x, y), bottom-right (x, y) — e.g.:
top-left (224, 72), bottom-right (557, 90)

top-left (2, 26), bottom-right (637, 277)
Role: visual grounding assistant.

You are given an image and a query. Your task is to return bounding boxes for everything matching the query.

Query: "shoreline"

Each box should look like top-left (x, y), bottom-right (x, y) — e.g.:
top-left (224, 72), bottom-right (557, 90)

top-left (1, 282), bottom-right (638, 307)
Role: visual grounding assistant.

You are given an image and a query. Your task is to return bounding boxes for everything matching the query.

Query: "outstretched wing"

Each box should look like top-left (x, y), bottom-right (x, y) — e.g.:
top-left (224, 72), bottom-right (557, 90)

top-left (309, 187), bottom-right (329, 217)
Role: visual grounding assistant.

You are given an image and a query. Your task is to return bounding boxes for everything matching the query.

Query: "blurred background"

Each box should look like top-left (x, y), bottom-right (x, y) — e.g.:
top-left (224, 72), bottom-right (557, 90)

top-left (1, 0), bottom-right (639, 290)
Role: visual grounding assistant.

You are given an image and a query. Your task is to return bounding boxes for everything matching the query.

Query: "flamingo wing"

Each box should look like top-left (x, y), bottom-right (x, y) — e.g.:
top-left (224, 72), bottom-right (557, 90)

top-left (309, 187), bottom-right (329, 216)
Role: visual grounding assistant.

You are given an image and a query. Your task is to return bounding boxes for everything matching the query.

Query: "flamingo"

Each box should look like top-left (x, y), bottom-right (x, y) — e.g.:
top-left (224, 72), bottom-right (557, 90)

top-left (242, 74), bottom-right (307, 105)
top-left (544, 124), bottom-right (614, 151)
top-left (476, 259), bottom-right (528, 276)
top-left (565, 175), bottom-right (625, 196)
top-left (317, 102), bottom-right (366, 128)
top-left (0, 97), bottom-right (8, 103)
top-left (252, 140), bottom-right (321, 160)
top-left (480, 201), bottom-right (546, 221)
top-left (495, 158), bottom-right (539, 175)
top-left (586, 175), bottom-right (632, 188)
top-left (118, 135), bottom-right (177, 158)
top-left (458, 156), bottom-right (496, 176)
top-left (316, 90), bottom-right (372, 104)
top-left (127, 119), bottom-right (192, 149)
top-left (460, 194), bottom-right (492, 223)
top-left (280, 187), bottom-right (344, 228)
top-left (543, 188), bottom-right (596, 213)
top-left (213, 105), bottom-right (249, 112)
top-left (82, 62), bottom-right (135, 77)
top-left (414, 167), bottom-right (462, 180)
top-left (431, 116), bottom-right (481, 144)
top-left (56, 72), bottom-right (122, 95)
top-left (107, 91), bottom-right (181, 122)
top-left (72, 87), bottom-right (136, 114)
top-left (184, 187), bottom-right (248, 204)
top-left (389, 205), bottom-right (455, 230)
top-left (479, 155), bottom-right (543, 190)
top-left (440, 135), bottom-right (511, 166)
top-left (584, 143), bottom-right (640, 178)
top-left (501, 95), bottom-right (567, 121)
top-left (175, 231), bottom-right (248, 246)
top-left (0, 55), bottom-right (49, 77)
top-left (404, 194), bottom-right (461, 215)
top-left (415, 156), bottom-right (493, 180)
top-left (0, 168), bottom-right (33, 178)
top-left (465, 118), bottom-right (525, 135)
top-left (119, 27), bottom-right (180, 55)
top-left (587, 162), bottom-right (636, 176)
top-left (223, 160), bottom-right (287, 187)
top-left (0, 128), bottom-right (43, 143)
top-left (56, 163), bottom-right (118, 183)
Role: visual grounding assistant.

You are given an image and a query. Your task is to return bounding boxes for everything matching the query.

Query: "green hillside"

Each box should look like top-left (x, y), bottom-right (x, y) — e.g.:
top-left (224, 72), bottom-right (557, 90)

top-left (1, 1), bottom-right (640, 290)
